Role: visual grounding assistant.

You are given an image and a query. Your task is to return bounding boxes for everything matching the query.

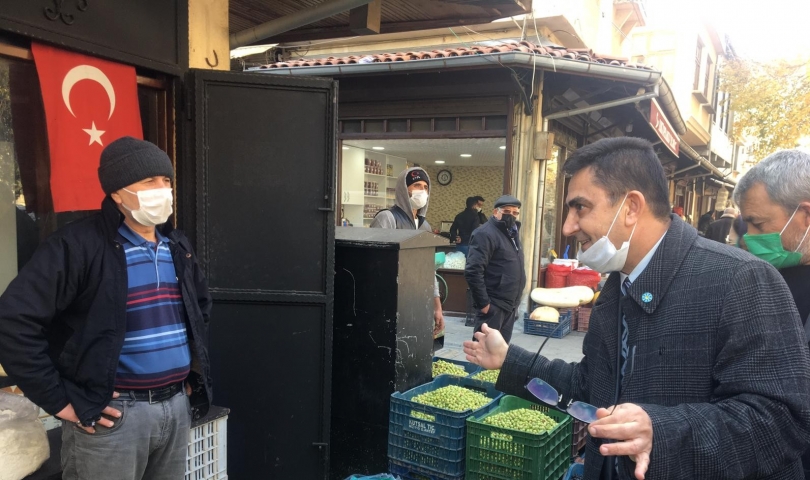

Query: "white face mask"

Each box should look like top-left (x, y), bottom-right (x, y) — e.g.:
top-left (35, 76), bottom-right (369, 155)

top-left (475, 207), bottom-right (483, 213)
top-left (576, 194), bottom-right (637, 273)
top-left (410, 190), bottom-right (428, 210)
top-left (121, 187), bottom-right (173, 226)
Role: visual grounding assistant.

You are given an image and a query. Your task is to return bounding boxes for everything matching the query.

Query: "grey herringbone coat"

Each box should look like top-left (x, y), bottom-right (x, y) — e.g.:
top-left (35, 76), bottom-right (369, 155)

top-left (497, 215), bottom-right (810, 479)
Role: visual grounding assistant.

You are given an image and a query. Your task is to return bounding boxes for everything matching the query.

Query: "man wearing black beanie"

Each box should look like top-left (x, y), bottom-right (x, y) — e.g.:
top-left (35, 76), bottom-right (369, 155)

top-left (371, 167), bottom-right (445, 339)
top-left (0, 137), bottom-right (212, 480)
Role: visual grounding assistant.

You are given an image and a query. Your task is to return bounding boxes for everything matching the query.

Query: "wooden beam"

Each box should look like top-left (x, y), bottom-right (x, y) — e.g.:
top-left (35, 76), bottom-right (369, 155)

top-left (349, 0), bottom-right (381, 35)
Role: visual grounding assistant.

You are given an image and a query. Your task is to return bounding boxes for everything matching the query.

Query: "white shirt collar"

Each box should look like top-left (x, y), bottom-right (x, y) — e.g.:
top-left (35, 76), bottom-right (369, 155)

top-left (621, 232), bottom-right (666, 291)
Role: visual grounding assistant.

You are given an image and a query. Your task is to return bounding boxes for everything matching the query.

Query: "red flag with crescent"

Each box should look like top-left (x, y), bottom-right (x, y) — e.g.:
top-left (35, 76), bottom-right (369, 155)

top-left (31, 43), bottom-right (143, 212)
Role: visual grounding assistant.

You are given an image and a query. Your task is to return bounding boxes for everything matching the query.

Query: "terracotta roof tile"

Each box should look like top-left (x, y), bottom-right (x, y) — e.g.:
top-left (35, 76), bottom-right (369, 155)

top-left (256, 40), bottom-right (650, 71)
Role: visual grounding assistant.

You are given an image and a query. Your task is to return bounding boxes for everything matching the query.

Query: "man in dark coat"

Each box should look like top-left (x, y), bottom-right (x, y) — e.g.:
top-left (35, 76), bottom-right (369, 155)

top-left (449, 196), bottom-right (485, 255)
top-left (704, 207), bottom-right (738, 243)
top-left (464, 137), bottom-right (810, 480)
top-left (697, 208), bottom-right (719, 235)
top-left (735, 149), bottom-right (810, 479)
top-left (465, 195), bottom-right (526, 343)
top-left (0, 137), bottom-right (212, 480)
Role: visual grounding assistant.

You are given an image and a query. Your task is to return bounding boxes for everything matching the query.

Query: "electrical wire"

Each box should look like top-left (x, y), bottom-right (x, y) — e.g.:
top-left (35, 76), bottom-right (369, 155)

top-left (448, 27), bottom-right (534, 111)
top-left (534, 13), bottom-right (555, 73)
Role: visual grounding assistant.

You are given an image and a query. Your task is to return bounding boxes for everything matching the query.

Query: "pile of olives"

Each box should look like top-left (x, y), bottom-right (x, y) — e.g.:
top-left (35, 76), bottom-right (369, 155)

top-left (412, 385), bottom-right (491, 412)
top-left (483, 408), bottom-right (558, 435)
top-left (471, 369), bottom-right (500, 383)
top-left (432, 360), bottom-right (469, 378)
top-left (410, 410), bottom-right (435, 422)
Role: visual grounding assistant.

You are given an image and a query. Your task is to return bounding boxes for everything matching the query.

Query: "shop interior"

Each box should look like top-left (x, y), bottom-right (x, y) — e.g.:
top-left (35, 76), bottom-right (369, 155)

top-left (339, 137), bottom-right (507, 315)
top-left (340, 138), bottom-right (507, 230)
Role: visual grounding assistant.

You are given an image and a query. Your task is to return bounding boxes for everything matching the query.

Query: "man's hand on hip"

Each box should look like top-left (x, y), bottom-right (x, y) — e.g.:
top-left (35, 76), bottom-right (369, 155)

top-left (463, 323), bottom-right (508, 370)
top-left (57, 391), bottom-right (122, 434)
top-left (588, 403), bottom-right (653, 480)
top-left (481, 304), bottom-right (490, 314)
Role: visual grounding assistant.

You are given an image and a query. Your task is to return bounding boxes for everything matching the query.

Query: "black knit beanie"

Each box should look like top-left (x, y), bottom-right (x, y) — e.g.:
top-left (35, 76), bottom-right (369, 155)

top-left (405, 168), bottom-right (430, 188)
top-left (98, 137), bottom-right (174, 194)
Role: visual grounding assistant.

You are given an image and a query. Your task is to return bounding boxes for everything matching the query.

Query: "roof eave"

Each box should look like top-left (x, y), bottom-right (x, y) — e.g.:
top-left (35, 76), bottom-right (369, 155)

top-left (251, 51), bottom-right (690, 135)
top-left (253, 52), bottom-right (661, 83)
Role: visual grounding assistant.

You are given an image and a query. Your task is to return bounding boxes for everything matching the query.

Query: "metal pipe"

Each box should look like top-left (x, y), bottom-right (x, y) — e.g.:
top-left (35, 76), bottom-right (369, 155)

top-left (667, 163), bottom-right (701, 178)
top-left (230, 0), bottom-right (373, 49)
top-left (531, 71), bottom-right (546, 294)
top-left (708, 177), bottom-right (736, 189)
top-left (541, 91), bottom-right (659, 131)
top-left (656, 75), bottom-right (687, 135)
top-left (679, 140), bottom-right (734, 184)
top-left (675, 172), bottom-right (713, 182)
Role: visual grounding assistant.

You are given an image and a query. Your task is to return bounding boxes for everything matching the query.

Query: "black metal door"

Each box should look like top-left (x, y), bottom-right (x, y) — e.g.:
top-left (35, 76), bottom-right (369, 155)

top-left (182, 70), bottom-right (336, 479)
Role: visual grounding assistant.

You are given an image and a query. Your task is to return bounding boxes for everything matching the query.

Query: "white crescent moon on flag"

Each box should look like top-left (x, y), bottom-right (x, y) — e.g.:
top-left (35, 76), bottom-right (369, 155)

top-left (61, 65), bottom-right (116, 120)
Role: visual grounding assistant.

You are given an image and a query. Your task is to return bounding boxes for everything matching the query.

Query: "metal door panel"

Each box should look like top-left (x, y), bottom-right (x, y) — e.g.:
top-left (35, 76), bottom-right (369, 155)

top-left (184, 70), bottom-right (336, 479)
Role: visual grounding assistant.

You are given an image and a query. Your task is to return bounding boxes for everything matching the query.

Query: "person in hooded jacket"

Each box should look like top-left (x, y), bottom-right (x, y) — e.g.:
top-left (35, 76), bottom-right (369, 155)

top-left (465, 195), bottom-right (526, 344)
top-left (370, 167), bottom-right (444, 336)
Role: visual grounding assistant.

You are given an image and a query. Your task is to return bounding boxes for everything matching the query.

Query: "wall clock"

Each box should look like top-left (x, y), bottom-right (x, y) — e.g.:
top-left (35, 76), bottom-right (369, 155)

top-left (437, 169), bottom-right (452, 186)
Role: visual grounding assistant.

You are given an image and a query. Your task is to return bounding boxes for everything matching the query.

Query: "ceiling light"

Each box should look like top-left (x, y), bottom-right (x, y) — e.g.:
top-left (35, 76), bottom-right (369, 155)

top-left (499, 146), bottom-right (506, 150)
top-left (372, 146), bottom-right (385, 150)
top-left (460, 154), bottom-right (472, 158)
top-left (435, 160), bottom-right (445, 164)
top-left (342, 146), bottom-right (349, 150)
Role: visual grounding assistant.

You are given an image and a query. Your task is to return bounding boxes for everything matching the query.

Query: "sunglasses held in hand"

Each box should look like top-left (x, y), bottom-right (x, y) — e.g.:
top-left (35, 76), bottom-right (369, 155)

top-left (523, 319), bottom-right (636, 424)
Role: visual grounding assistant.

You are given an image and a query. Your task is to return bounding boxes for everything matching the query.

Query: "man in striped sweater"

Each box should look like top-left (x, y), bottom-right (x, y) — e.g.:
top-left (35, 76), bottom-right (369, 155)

top-left (0, 137), bottom-right (212, 480)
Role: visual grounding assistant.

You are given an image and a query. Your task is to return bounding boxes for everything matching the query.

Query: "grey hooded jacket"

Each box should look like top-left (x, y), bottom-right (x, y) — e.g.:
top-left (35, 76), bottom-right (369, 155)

top-left (370, 167), bottom-right (439, 297)
top-left (370, 167), bottom-right (432, 231)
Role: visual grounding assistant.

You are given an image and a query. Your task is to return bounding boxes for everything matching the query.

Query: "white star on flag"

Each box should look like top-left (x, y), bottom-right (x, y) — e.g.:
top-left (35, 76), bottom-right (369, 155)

top-left (82, 122), bottom-right (105, 146)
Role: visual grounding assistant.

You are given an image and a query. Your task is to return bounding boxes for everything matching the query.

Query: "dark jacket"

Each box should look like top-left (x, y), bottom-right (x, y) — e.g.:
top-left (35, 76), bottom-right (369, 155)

top-left (449, 208), bottom-right (482, 245)
top-left (465, 217), bottom-right (527, 311)
top-left (0, 197), bottom-right (212, 425)
top-left (697, 211), bottom-right (716, 235)
top-left (705, 215), bottom-right (734, 243)
top-left (496, 216), bottom-right (810, 479)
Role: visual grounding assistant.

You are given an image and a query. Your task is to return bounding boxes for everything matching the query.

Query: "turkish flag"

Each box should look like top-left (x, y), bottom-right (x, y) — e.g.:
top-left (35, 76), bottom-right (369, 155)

top-left (31, 43), bottom-right (143, 212)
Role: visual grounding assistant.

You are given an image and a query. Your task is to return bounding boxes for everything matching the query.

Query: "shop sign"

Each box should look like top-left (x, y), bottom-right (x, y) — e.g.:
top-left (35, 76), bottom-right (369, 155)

top-left (649, 98), bottom-right (679, 156)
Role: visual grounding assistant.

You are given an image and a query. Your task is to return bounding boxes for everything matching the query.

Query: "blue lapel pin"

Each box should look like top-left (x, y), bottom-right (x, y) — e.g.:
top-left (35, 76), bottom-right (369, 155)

top-left (641, 292), bottom-right (653, 303)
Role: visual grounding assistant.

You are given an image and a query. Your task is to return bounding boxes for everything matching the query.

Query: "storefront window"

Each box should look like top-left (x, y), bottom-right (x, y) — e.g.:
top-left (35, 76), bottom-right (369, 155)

top-left (0, 54), bottom-right (170, 296)
top-left (0, 57), bottom-right (50, 293)
top-left (539, 146), bottom-right (560, 265)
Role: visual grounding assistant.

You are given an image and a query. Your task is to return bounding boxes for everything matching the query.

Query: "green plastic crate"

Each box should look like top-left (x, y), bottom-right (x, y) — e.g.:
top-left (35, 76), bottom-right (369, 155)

top-left (465, 396), bottom-right (572, 480)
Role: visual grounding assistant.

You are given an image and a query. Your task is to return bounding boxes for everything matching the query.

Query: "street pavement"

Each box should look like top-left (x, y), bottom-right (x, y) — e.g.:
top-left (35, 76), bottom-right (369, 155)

top-left (435, 314), bottom-right (585, 364)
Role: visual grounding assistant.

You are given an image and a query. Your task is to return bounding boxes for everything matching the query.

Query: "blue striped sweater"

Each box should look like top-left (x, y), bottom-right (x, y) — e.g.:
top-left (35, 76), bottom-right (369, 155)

top-left (115, 223), bottom-right (191, 389)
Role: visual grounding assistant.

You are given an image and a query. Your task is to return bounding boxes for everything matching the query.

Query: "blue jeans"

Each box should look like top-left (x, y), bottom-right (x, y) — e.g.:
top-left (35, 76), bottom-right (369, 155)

top-left (61, 389), bottom-right (191, 480)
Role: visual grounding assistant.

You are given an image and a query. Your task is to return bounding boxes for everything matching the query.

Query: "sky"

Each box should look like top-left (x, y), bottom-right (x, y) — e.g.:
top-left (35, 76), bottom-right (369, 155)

top-left (645, 0), bottom-right (810, 62)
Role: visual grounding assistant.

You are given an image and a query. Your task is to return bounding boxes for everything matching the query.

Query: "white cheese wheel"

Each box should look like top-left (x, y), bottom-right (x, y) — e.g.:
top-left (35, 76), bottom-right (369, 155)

top-left (531, 286), bottom-right (594, 307)
top-left (529, 306), bottom-right (560, 322)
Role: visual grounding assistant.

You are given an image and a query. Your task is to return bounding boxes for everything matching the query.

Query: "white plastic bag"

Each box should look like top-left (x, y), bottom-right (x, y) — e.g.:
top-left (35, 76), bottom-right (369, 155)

top-left (0, 392), bottom-right (50, 480)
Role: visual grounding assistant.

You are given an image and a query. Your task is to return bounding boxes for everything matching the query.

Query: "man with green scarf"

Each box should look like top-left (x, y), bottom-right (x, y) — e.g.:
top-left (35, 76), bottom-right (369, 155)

top-left (735, 149), bottom-right (810, 478)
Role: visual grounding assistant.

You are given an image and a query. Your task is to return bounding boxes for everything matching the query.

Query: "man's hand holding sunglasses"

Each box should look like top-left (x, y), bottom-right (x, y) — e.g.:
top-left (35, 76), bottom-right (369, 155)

top-left (463, 323), bottom-right (509, 370)
top-left (589, 403), bottom-right (653, 480)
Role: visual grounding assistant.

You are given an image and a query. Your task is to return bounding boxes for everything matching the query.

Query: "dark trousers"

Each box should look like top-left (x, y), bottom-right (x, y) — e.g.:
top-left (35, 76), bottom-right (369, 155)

top-left (472, 304), bottom-right (518, 344)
